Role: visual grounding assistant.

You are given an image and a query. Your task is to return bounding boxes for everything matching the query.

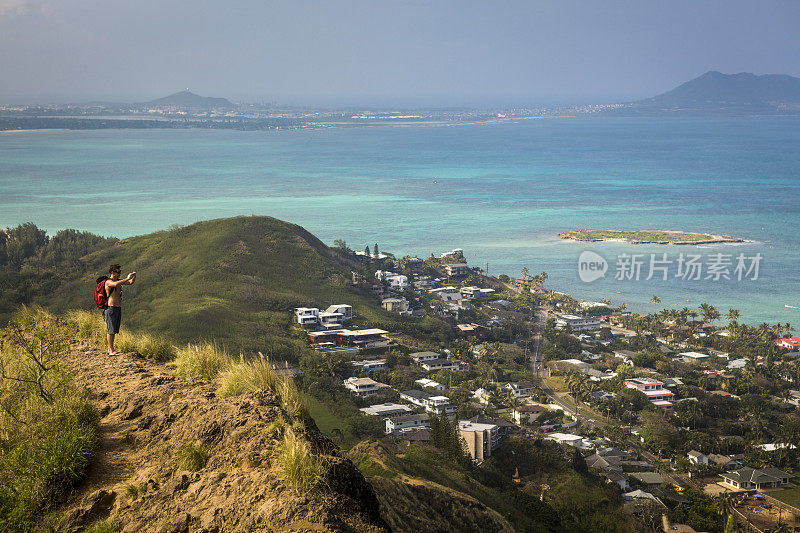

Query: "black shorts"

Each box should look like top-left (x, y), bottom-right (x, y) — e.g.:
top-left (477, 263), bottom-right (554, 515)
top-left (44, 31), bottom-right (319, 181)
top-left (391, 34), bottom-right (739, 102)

top-left (104, 306), bottom-right (121, 335)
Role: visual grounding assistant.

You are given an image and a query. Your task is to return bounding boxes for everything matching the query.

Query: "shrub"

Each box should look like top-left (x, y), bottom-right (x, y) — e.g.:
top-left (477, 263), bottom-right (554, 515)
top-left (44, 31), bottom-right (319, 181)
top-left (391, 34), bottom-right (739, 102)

top-left (0, 310), bottom-right (99, 530)
top-left (274, 427), bottom-right (326, 493)
top-left (174, 342), bottom-right (231, 380)
top-left (174, 443), bottom-right (209, 472)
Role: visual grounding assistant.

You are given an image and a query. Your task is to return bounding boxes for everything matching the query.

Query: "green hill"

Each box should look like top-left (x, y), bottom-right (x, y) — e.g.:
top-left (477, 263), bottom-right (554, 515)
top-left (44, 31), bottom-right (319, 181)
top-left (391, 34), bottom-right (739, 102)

top-left (1, 216), bottom-right (447, 354)
top-left (140, 90), bottom-right (234, 109)
top-left (614, 71), bottom-right (800, 115)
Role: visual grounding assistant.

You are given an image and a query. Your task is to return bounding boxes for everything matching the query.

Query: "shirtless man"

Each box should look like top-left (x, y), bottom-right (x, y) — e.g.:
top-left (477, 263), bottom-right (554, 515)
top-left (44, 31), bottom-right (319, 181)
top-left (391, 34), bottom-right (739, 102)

top-left (104, 264), bottom-right (135, 355)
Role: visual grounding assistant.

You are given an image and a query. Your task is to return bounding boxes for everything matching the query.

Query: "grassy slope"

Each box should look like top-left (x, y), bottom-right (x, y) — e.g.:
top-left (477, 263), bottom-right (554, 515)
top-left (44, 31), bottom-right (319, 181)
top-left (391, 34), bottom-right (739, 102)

top-left (46, 216), bottom-right (408, 353)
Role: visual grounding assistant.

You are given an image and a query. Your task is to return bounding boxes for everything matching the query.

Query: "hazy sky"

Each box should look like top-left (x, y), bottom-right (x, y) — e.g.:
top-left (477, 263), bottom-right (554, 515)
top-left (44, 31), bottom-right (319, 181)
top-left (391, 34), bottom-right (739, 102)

top-left (1, 0), bottom-right (798, 106)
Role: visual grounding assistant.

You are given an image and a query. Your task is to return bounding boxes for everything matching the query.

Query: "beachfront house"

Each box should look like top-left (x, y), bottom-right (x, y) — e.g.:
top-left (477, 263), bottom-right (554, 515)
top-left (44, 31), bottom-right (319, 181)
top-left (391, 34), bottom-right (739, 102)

top-left (776, 338), bottom-right (800, 350)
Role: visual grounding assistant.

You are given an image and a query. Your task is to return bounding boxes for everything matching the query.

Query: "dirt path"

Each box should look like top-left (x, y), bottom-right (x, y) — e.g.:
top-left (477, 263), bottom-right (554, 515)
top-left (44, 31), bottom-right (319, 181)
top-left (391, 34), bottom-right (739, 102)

top-left (52, 342), bottom-right (386, 533)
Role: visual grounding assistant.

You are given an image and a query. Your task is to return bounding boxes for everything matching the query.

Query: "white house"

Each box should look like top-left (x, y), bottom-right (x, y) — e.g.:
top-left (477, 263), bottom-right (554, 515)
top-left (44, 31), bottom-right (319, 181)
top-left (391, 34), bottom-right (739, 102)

top-left (687, 450), bottom-right (709, 465)
top-left (625, 378), bottom-right (675, 410)
top-left (325, 304), bottom-right (353, 320)
top-left (420, 358), bottom-right (463, 372)
top-left (410, 351), bottom-right (440, 363)
top-left (504, 381), bottom-right (536, 398)
top-left (360, 403), bottom-right (412, 417)
top-left (343, 377), bottom-right (389, 397)
top-left (546, 433), bottom-right (586, 448)
top-left (350, 359), bottom-right (387, 373)
top-left (294, 307), bottom-right (320, 326)
top-left (511, 404), bottom-right (549, 424)
top-left (375, 270), bottom-right (408, 290)
top-left (386, 413), bottom-right (430, 434)
top-left (720, 467), bottom-right (791, 490)
top-left (399, 390), bottom-right (456, 415)
top-left (556, 315), bottom-right (603, 331)
top-left (680, 351), bottom-right (710, 362)
top-left (415, 378), bottom-right (445, 391)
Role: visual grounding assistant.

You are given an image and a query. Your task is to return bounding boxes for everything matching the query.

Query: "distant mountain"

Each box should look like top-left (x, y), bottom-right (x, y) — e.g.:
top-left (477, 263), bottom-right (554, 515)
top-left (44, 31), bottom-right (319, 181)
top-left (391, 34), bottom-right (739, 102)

top-left (612, 71), bottom-right (800, 116)
top-left (140, 90), bottom-right (234, 109)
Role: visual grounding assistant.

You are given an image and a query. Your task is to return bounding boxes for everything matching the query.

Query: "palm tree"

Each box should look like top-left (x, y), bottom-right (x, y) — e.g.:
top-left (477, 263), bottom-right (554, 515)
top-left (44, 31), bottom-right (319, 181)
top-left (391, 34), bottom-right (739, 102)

top-left (726, 309), bottom-right (740, 322)
top-left (650, 295), bottom-right (661, 315)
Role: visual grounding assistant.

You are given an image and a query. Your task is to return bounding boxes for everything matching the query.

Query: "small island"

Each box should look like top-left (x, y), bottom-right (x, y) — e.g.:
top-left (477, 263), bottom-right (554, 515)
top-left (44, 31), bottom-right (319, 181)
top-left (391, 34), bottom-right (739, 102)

top-left (559, 229), bottom-right (744, 245)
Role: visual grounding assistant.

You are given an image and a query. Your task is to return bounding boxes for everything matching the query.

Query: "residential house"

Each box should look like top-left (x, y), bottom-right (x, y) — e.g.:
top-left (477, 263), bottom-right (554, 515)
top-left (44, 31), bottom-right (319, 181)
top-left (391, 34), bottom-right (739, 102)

top-left (401, 427), bottom-right (431, 444)
top-left (350, 359), bottom-right (387, 373)
top-left (708, 454), bottom-right (740, 468)
top-left (460, 286), bottom-right (496, 299)
top-left (399, 390), bottom-right (456, 415)
top-left (680, 351), bottom-right (710, 362)
top-left (458, 420), bottom-right (500, 460)
top-left (415, 378), bottom-right (445, 391)
top-left (325, 304), bottom-right (353, 320)
top-left (343, 377), bottom-right (390, 397)
top-left (720, 467), bottom-right (791, 490)
top-left (590, 390), bottom-right (616, 401)
top-left (307, 328), bottom-right (392, 351)
top-left (386, 413), bottom-right (430, 434)
top-left (776, 338), bottom-right (800, 350)
top-left (381, 297), bottom-right (411, 315)
top-left (546, 433), bottom-right (585, 448)
top-left (504, 381), bottom-right (536, 398)
top-left (294, 307), bottom-right (320, 327)
top-left (512, 404), bottom-right (549, 424)
top-left (623, 490), bottom-right (662, 504)
top-left (625, 378), bottom-right (675, 411)
top-left (473, 388), bottom-right (492, 405)
top-left (456, 323), bottom-right (487, 339)
top-left (359, 403), bottom-right (413, 417)
top-left (420, 358), bottom-right (464, 372)
top-left (375, 270), bottom-right (409, 290)
top-left (630, 472), bottom-right (664, 486)
top-left (556, 315), bottom-right (603, 331)
top-left (466, 415), bottom-right (517, 437)
top-left (604, 470), bottom-right (630, 491)
top-left (410, 351), bottom-right (441, 364)
top-left (687, 450), bottom-right (708, 465)
top-left (443, 263), bottom-right (470, 278)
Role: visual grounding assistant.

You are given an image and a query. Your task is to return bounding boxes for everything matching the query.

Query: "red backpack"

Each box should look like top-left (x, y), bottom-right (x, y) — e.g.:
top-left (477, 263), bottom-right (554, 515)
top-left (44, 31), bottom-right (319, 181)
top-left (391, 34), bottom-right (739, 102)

top-left (94, 276), bottom-right (109, 309)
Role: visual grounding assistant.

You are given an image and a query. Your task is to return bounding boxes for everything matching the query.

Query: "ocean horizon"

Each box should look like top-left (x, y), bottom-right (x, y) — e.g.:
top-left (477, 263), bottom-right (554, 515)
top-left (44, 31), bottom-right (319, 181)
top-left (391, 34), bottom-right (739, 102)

top-left (2, 116), bottom-right (799, 326)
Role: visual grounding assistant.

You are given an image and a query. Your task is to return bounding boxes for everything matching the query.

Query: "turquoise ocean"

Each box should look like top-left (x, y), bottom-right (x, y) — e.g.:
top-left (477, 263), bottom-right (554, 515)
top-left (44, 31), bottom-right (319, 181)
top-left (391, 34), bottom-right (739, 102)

top-left (1, 117), bottom-right (799, 325)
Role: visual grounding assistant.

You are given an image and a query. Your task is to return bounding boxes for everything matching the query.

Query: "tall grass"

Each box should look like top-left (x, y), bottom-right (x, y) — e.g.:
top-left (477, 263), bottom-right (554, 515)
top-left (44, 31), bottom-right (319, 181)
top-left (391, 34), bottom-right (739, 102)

top-left (217, 354), bottom-right (308, 419)
top-left (174, 342), bottom-right (231, 380)
top-left (274, 426), bottom-right (327, 494)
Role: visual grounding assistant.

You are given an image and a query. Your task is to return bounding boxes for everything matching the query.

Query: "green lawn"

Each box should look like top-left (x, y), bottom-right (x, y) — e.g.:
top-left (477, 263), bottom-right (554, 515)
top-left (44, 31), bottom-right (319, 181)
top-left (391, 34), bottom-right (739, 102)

top-left (769, 478), bottom-right (800, 509)
top-left (306, 395), bottom-right (358, 448)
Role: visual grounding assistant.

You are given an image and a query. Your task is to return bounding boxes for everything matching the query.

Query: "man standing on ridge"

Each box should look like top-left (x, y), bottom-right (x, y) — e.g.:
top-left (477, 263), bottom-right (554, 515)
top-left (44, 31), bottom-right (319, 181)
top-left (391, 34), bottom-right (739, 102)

top-left (104, 264), bottom-right (135, 355)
